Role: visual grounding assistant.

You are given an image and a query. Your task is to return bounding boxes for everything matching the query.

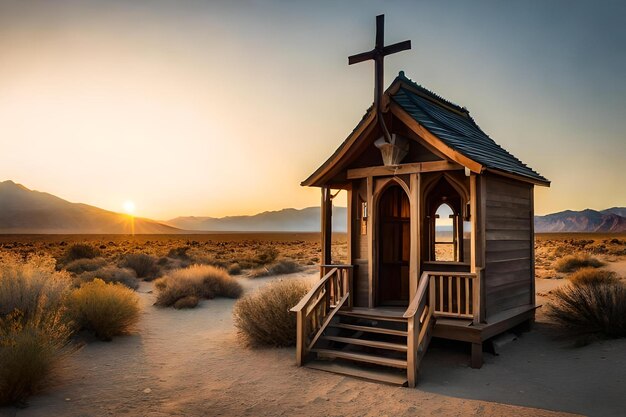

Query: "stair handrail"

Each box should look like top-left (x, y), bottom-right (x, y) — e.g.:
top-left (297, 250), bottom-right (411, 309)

top-left (403, 271), bottom-right (431, 319)
top-left (403, 271), bottom-right (435, 388)
top-left (290, 265), bottom-right (353, 366)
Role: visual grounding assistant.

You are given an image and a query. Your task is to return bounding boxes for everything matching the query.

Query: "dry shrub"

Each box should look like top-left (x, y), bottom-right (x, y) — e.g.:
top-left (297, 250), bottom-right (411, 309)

top-left (227, 263), bottom-right (242, 275)
top-left (0, 254), bottom-right (74, 406)
top-left (0, 254), bottom-right (72, 321)
top-left (154, 265), bottom-right (243, 308)
top-left (173, 295), bottom-right (200, 309)
top-left (568, 268), bottom-right (618, 286)
top-left (123, 253), bottom-right (158, 279)
top-left (555, 254), bottom-right (604, 273)
top-left (250, 260), bottom-right (303, 278)
top-left (64, 257), bottom-right (108, 274)
top-left (80, 266), bottom-right (138, 290)
top-left (64, 244), bottom-right (101, 262)
top-left (547, 280), bottom-right (626, 340)
top-left (233, 279), bottom-right (310, 347)
top-left (66, 279), bottom-right (140, 341)
top-left (254, 246), bottom-right (279, 265)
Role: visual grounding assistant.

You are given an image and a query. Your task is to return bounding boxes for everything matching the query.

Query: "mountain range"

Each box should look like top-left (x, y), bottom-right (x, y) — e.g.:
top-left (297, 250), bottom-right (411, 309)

top-left (0, 180), bottom-right (624, 233)
top-left (0, 180), bottom-right (178, 234)
top-left (534, 208), bottom-right (626, 233)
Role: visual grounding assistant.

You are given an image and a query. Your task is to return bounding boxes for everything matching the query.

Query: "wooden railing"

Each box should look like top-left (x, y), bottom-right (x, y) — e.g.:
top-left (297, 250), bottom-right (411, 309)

top-left (290, 265), bottom-right (353, 366)
top-left (403, 271), bottom-right (435, 388)
top-left (403, 269), bottom-right (482, 387)
top-left (428, 270), bottom-right (482, 323)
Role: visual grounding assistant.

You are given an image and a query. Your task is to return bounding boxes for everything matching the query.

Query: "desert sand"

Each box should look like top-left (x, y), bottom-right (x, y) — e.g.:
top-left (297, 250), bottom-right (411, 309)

top-left (2, 268), bottom-right (625, 417)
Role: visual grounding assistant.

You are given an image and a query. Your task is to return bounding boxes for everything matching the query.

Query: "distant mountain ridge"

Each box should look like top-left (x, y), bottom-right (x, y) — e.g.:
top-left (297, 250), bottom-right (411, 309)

top-left (0, 180), bottom-right (180, 234)
top-left (1, 180), bottom-right (624, 234)
top-left (534, 208), bottom-right (626, 233)
top-left (167, 207), bottom-right (348, 232)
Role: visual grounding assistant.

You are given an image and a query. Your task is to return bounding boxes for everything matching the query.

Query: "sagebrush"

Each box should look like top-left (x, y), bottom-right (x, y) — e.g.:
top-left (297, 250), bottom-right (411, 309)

top-left (547, 280), bottom-right (626, 340)
top-left (555, 254), bottom-right (604, 273)
top-left (66, 279), bottom-right (140, 341)
top-left (0, 254), bottom-right (74, 406)
top-left (79, 266), bottom-right (138, 290)
top-left (154, 265), bottom-right (243, 308)
top-left (233, 279), bottom-right (310, 347)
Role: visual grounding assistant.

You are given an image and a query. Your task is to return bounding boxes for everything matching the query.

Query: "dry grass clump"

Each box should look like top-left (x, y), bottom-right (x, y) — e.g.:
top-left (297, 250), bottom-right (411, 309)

top-left (0, 310), bottom-right (73, 406)
top-left (154, 265), bottom-right (243, 308)
top-left (548, 278), bottom-right (626, 341)
top-left (64, 257), bottom-right (108, 274)
top-left (123, 253), bottom-right (159, 279)
top-left (568, 268), bottom-right (618, 286)
top-left (64, 244), bottom-right (101, 262)
top-left (227, 263), bottom-right (242, 275)
top-left (0, 254), bottom-right (73, 406)
top-left (66, 279), bottom-right (140, 341)
top-left (254, 246), bottom-right (279, 265)
top-left (250, 259), bottom-right (303, 278)
top-left (0, 254), bottom-right (72, 321)
top-left (233, 279), bottom-right (310, 347)
top-left (79, 266), bottom-right (138, 290)
top-left (555, 254), bottom-right (604, 273)
top-left (173, 295), bottom-right (200, 309)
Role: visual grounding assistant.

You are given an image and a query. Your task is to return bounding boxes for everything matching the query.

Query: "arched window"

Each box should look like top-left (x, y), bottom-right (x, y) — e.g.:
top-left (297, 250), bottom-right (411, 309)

top-left (434, 203), bottom-right (457, 262)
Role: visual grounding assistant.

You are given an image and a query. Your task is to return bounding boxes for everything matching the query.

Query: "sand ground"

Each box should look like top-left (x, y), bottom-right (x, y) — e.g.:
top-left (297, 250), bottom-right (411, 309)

top-left (2, 268), bottom-right (625, 417)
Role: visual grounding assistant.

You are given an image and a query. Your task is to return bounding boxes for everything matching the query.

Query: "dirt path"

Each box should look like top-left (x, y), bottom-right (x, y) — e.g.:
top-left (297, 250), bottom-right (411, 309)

top-left (2, 270), bottom-right (624, 417)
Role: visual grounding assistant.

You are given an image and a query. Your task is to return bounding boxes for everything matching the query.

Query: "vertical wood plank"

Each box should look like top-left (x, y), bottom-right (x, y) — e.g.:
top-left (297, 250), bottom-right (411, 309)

top-left (429, 276), bottom-right (436, 312)
top-left (409, 173), bottom-right (421, 301)
top-left (439, 275), bottom-right (443, 312)
top-left (456, 276), bottom-right (461, 315)
top-left (367, 176), bottom-right (375, 308)
top-left (465, 278), bottom-right (470, 315)
top-left (407, 315), bottom-right (418, 388)
top-left (447, 276), bottom-right (452, 313)
top-left (346, 185), bottom-right (353, 266)
top-left (321, 187), bottom-right (332, 266)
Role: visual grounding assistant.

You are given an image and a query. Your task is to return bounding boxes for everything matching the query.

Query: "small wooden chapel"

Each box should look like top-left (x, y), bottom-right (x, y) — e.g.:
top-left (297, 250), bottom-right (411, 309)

top-left (291, 15), bottom-right (549, 387)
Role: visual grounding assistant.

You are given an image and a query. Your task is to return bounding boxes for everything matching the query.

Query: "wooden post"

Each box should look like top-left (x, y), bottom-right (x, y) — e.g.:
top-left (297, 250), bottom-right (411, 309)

top-left (296, 310), bottom-right (306, 366)
top-left (469, 174), bottom-right (486, 323)
top-left (366, 176), bottom-right (375, 308)
top-left (471, 342), bottom-right (483, 369)
top-left (321, 187), bottom-right (332, 266)
top-left (406, 315), bottom-right (418, 387)
top-left (409, 173), bottom-right (421, 301)
top-left (346, 185), bottom-right (353, 266)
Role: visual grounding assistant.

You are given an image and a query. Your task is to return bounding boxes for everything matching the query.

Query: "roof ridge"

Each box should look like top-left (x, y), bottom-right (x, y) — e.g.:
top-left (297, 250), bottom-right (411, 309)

top-left (395, 71), bottom-right (469, 116)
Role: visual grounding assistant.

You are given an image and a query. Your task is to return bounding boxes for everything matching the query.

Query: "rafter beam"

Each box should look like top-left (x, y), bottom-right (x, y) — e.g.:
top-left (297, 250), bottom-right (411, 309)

top-left (347, 160), bottom-right (463, 179)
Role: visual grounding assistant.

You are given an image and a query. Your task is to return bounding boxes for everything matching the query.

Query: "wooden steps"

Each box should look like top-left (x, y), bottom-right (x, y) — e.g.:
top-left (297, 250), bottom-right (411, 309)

top-left (306, 360), bottom-right (408, 386)
top-left (330, 322), bottom-right (407, 337)
top-left (336, 309), bottom-right (406, 323)
top-left (312, 348), bottom-right (408, 369)
top-left (321, 335), bottom-right (408, 352)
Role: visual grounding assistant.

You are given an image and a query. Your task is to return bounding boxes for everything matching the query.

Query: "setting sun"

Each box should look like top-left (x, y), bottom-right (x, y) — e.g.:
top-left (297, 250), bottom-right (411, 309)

top-left (123, 200), bottom-right (136, 215)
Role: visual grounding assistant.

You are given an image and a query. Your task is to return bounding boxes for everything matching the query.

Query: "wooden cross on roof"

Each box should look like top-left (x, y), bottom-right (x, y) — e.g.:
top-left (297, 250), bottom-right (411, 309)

top-left (349, 14), bottom-right (411, 113)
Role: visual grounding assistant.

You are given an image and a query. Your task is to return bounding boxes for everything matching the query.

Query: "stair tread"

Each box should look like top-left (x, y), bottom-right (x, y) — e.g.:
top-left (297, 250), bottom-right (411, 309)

top-left (306, 360), bottom-right (408, 386)
top-left (330, 323), bottom-right (407, 337)
top-left (312, 348), bottom-right (408, 369)
top-left (337, 310), bottom-right (407, 323)
top-left (322, 335), bottom-right (408, 352)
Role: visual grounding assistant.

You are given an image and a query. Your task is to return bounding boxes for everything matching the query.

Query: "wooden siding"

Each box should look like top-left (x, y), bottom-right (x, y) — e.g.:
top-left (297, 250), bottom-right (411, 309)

top-left (484, 174), bottom-right (533, 319)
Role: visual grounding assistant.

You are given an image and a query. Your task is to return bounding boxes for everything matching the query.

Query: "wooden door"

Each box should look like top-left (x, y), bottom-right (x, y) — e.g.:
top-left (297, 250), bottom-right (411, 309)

top-left (377, 185), bottom-right (410, 306)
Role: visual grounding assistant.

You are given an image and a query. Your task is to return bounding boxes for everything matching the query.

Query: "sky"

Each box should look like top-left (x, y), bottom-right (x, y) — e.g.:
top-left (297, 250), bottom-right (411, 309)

top-left (0, 0), bottom-right (624, 219)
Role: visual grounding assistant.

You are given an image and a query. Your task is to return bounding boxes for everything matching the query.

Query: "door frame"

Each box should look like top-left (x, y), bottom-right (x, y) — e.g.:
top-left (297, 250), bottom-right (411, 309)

top-left (371, 177), bottom-right (412, 307)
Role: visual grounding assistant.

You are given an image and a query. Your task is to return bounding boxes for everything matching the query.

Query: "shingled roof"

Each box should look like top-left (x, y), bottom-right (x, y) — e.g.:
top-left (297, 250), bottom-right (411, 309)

top-left (391, 71), bottom-right (548, 184)
top-left (302, 71), bottom-right (549, 187)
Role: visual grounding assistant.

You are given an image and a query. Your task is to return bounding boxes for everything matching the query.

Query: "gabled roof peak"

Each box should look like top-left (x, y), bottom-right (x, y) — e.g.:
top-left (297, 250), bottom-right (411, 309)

top-left (393, 71), bottom-right (469, 117)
